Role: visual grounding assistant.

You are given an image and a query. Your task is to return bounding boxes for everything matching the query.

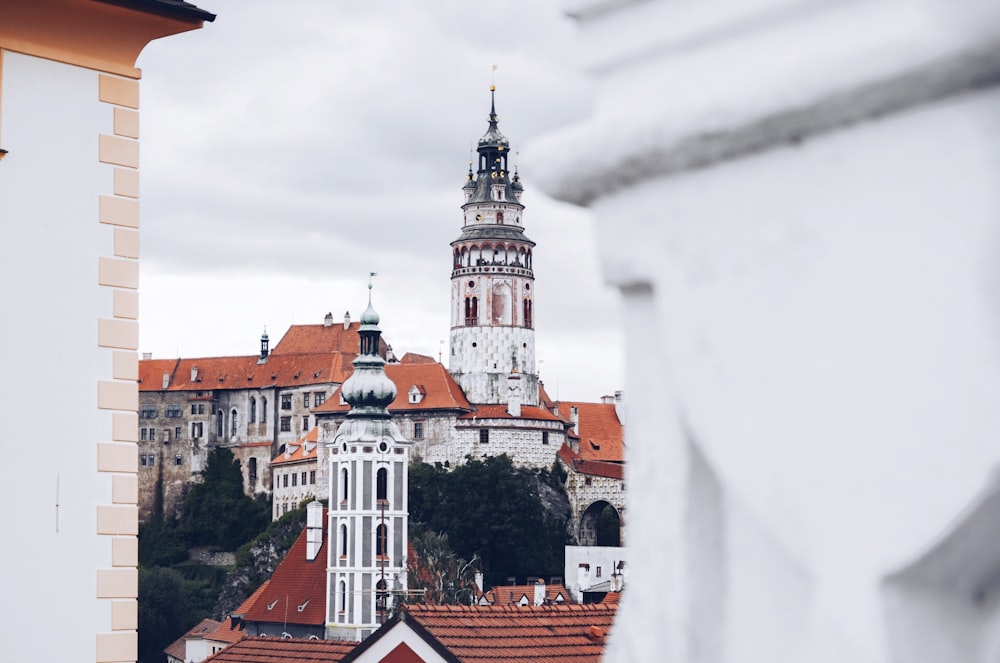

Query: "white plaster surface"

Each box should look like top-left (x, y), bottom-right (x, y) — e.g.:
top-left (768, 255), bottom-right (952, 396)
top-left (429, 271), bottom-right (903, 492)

top-left (0, 51), bottom-right (115, 662)
top-left (527, 1), bottom-right (1000, 661)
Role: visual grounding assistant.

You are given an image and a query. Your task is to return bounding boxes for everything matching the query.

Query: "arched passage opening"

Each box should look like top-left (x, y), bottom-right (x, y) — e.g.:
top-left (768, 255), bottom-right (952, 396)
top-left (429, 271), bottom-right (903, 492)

top-left (579, 500), bottom-right (622, 547)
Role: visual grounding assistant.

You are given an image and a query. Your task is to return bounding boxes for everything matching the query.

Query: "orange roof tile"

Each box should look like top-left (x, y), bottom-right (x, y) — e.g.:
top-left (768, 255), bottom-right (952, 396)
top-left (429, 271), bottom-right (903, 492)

top-left (538, 382), bottom-right (556, 411)
top-left (555, 402), bottom-right (624, 463)
top-left (207, 618), bottom-right (249, 645)
top-left (400, 352), bottom-right (436, 364)
top-left (165, 617), bottom-right (222, 660)
top-left (345, 603), bottom-right (618, 663)
top-left (233, 580), bottom-right (271, 617)
top-left (272, 428), bottom-right (320, 467)
top-left (203, 637), bottom-right (357, 663)
top-left (313, 363), bottom-right (472, 415)
top-left (457, 404), bottom-right (562, 422)
top-left (140, 353), bottom-right (354, 392)
top-left (242, 523), bottom-right (327, 627)
top-left (557, 445), bottom-right (625, 480)
top-left (480, 582), bottom-right (571, 606)
top-left (271, 321), bottom-right (386, 357)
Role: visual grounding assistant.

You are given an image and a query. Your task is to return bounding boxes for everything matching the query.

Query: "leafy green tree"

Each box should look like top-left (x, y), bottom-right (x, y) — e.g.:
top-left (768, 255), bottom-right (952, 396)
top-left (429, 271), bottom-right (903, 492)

top-left (138, 567), bottom-right (207, 663)
top-left (181, 448), bottom-right (270, 549)
top-left (409, 455), bottom-right (569, 586)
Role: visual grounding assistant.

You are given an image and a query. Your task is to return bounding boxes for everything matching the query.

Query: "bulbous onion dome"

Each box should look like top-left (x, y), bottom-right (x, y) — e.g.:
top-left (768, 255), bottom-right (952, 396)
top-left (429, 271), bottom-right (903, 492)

top-left (340, 298), bottom-right (396, 417)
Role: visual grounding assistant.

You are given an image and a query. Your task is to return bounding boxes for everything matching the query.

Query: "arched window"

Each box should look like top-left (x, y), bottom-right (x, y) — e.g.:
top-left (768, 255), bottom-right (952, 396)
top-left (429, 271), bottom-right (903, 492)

top-left (524, 299), bottom-right (533, 329)
top-left (376, 467), bottom-right (388, 504)
top-left (375, 523), bottom-right (388, 559)
top-left (465, 297), bottom-right (471, 325)
top-left (231, 409), bottom-right (238, 436)
top-left (217, 411), bottom-right (223, 437)
top-left (471, 297), bottom-right (478, 325)
top-left (261, 397), bottom-right (267, 423)
top-left (341, 468), bottom-right (349, 503)
top-left (249, 457), bottom-right (257, 482)
top-left (250, 397), bottom-right (257, 424)
top-left (340, 523), bottom-right (348, 558)
top-left (338, 580), bottom-right (347, 613)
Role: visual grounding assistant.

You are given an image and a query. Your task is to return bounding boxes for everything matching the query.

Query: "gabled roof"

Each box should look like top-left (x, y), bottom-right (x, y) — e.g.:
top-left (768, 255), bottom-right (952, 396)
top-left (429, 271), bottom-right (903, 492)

top-left (399, 352), bottom-right (436, 364)
top-left (207, 618), bottom-right (248, 645)
top-left (272, 428), bottom-right (319, 467)
top-left (456, 404), bottom-right (561, 423)
top-left (233, 580), bottom-right (271, 618)
top-left (557, 445), bottom-right (625, 480)
top-left (271, 321), bottom-right (387, 357)
top-left (556, 401), bottom-right (624, 463)
top-left (139, 353), bottom-right (353, 392)
top-left (202, 637), bottom-right (357, 663)
top-left (313, 363), bottom-right (472, 415)
top-left (164, 617), bottom-right (222, 661)
top-left (242, 524), bottom-right (327, 627)
top-left (478, 582), bottom-right (570, 606)
top-left (343, 603), bottom-right (617, 663)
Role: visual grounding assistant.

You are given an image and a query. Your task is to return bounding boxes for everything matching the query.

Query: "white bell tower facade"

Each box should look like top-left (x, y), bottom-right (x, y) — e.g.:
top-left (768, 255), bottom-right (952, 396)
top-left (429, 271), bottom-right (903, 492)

top-left (326, 289), bottom-right (410, 642)
top-left (449, 87), bottom-right (539, 406)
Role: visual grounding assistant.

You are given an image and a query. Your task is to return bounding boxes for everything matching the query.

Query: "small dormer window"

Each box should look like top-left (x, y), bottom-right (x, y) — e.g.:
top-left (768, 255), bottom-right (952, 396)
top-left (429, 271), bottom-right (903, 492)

top-left (408, 385), bottom-right (425, 404)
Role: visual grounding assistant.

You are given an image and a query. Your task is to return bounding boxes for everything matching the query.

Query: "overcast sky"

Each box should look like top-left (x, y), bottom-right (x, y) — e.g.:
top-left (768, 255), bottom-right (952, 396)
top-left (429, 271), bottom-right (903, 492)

top-left (135, 0), bottom-right (624, 402)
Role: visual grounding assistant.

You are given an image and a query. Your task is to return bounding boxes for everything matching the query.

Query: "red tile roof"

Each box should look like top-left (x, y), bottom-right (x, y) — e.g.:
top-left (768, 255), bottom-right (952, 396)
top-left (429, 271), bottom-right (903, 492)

top-left (203, 637), bottom-right (357, 663)
top-left (313, 363), bottom-right (472, 415)
top-left (556, 402), bottom-right (624, 463)
top-left (139, 353), bottom-right (354, 392)
top-left (457, 404), bottom-right (562, 422)
top-left (208, 618), bottom-right (249, 645)
top-left (347, 603), bottom-right (618, 663)
top-left (271, 321), bottom-right (385, 357)
top-left (272, 428), bottom-right (320, 466)
top-left (233, 580), bottom-right (271, 617)
top-left (165, 617), bottom-right (222, 661)
top-left (242, 524), bottom-right (327, 627)
top-left (400, 352), bottom-right (436, 364)
top-left (479, 582), bottom-right (570, 606)
top-left (557, 445), bottom-right (625, 480)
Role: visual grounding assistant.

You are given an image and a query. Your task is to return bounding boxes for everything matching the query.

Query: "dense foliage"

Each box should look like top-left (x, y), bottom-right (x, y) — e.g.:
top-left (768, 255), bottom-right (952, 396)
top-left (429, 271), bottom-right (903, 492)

top-left (138, 448), bottom-right (272, 663)
top-left (409, 455), bottom-right (570, 587)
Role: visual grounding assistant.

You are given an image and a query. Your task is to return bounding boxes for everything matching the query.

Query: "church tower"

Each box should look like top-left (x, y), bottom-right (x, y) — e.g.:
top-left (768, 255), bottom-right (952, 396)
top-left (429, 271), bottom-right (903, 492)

top-left (326, 285), bottom-right (410, 641)
top-left (449, 87), bottom-right (539, 406)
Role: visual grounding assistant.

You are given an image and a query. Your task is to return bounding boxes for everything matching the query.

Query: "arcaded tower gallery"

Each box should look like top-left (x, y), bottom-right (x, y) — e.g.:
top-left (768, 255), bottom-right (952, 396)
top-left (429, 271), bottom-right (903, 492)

top-left (449, 87), bottom-right (538, 407)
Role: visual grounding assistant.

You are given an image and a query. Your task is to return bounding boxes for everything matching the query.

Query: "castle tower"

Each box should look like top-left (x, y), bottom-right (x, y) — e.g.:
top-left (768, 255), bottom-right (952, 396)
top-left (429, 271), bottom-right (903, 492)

top-left (449, 87), bottom-right (539, 406)
top-left (326, 284), bottom-right (410, 641)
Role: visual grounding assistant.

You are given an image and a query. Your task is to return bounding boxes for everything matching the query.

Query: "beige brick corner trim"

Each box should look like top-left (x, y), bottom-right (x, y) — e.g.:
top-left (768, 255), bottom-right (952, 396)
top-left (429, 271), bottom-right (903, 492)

top-left (96, 631), bottom-right (137, 663)
top-left (97, 568), bottom-right (138, 598)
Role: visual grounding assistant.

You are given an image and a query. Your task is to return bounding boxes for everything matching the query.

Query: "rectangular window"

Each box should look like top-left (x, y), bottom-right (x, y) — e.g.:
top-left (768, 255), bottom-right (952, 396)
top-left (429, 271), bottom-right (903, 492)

top-left (292, 473), bottom-right (298, 487)
top-left (280, 416), bottom-right (291, 432)
top-left (479, 429), bottom-right (489, 444)
top-left (542, 431), bottom-right (549, 445)
top-left (314, 392), bottom-right (326, 406)
top-left (140, 454), bottom-right (147, 466)
top-left (283, 474), bottom-right (289, 488)
top-left (191, 422), bottom-right (203, 438)
top-left (191, 404), bottom-right (197, 415)
top-left (301, 471), bottom-right (307, 485)
top-left (302, 416), bottom-right (309, 431)
top-left (175, 427), bottom-right (182, 439)
top-left (198, 403), bottom-right (205, 415)
top-left (413, 422), bottom-right (424, 440)
top-left (148, 455), bottom-right (155, 467)
top-left (310, 471), bottom-right (316, 484)
top-left (165, 406), bottom-right (182, 417)
top-left (140, 428), bottom-right (147, 441)
top-left (303, 393), bottom-right (310, 408)
top-left (596, 567), bottom-right (602, 578)
top-left (140, 407), bottom-right (156, 419)
top-left (149, 429), bottom-right (155, 441)
top-left (175, 454), bottom-right (183, 465)
top-left (163, 429), bottom-right (170, 442)
top-left (281, 394), bottom-right (291, 410)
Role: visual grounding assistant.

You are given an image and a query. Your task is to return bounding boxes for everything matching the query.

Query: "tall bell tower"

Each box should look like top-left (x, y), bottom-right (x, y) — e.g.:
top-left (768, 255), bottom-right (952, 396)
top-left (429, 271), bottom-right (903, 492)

top-left (449, 87), bottom-right (538, 406)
